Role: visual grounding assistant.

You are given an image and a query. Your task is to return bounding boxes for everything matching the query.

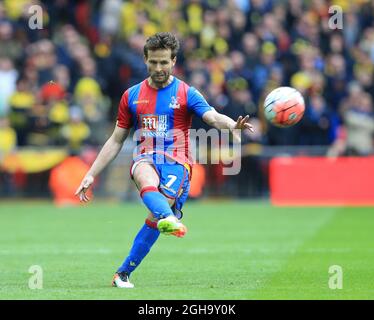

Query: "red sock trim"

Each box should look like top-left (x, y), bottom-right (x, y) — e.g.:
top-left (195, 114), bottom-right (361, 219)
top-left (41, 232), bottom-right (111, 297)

top-left (145, 218), bottom-right (158, 229)
top-left (140, 186), bottom-right (158, 198)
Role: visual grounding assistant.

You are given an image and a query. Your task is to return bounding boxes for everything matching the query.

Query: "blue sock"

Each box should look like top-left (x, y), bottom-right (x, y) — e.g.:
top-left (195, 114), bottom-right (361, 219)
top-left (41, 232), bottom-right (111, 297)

top-left (118, 223), bottom-right (160, 275)
top-left (141, 187), bottom-right (174, 220)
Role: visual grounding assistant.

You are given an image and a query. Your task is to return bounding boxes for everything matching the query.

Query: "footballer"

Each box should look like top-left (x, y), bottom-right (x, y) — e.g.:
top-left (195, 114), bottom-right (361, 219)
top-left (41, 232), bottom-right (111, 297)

top-left (75, 32), bottom-right (253, 288)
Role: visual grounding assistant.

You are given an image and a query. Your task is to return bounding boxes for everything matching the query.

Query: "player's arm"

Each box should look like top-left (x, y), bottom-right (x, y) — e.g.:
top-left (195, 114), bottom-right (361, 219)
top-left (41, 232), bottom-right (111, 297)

top-left (75, 123), bottom-right (130, 202)
top-left (202, 109), bottom-right (254, 143)
top-left (187, 86), bottom-right (253, 142)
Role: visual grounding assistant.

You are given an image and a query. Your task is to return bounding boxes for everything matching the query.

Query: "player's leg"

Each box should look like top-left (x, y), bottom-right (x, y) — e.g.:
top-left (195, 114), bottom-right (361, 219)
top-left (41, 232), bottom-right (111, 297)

top-left (168, 172), bottom-right (190, 238)
top-left (133, 161), bottom-right (175, 220)
top-left (113, 161), bottom-right (177, 288)
top-left (113, 213), bottom-right (160, 288)
top-left (133, 160), bottom-right (186, 235)
top-left (156, 162), bottom-right (189, 236)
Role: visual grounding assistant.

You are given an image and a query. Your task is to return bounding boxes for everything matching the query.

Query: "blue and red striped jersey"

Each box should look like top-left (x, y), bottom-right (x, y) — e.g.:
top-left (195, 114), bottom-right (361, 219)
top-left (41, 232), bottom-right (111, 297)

top-left (117, 76), bottom-right (213, 166)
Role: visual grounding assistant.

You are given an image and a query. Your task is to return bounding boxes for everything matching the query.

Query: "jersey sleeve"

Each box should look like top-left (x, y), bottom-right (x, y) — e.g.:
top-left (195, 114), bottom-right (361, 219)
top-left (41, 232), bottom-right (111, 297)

top-left (117, 90), bottom-right (133, 129)
top-left (186, 86), bottom-right (214, 118)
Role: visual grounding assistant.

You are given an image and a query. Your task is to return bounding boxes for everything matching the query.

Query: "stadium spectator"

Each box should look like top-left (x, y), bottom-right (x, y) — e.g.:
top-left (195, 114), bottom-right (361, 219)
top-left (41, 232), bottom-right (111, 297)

top-left (0, 20), bottom-right (22, 62)
top-left (60, 106), bottom-right (91, 153)
top-left (342, 92), bottom-right (374, 156)
top-left (0, 117), bottom-right (17, 196)
top-left (0, 57), bottom-right (18, 117)
top-left (298, 94), bottom-right (333, 145)
top-left (0, 116), bottom-right (17, 154)
top-left (8, 77), bottom-right (35, 146)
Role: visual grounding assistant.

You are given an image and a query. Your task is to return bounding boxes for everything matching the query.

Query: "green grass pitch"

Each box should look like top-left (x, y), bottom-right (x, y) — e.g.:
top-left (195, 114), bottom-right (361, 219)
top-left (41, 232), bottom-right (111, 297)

top-left (0, 200), bottom-right (373, 299)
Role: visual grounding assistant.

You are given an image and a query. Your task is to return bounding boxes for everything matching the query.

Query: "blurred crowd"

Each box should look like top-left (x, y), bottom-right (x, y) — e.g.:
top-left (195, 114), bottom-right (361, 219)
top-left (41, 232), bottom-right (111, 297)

top-left (0, 0), bottom-right (373, 157)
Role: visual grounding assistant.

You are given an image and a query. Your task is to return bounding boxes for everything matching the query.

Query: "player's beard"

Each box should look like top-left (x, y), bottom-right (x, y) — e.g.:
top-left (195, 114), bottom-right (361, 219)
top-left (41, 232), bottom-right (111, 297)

top-left (150, 71), bottom-right (170, 87)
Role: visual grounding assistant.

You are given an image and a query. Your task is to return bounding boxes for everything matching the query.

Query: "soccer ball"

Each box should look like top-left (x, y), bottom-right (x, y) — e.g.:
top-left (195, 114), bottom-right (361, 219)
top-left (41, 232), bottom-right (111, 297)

top-left (263, 86), bottom-right (305, 127)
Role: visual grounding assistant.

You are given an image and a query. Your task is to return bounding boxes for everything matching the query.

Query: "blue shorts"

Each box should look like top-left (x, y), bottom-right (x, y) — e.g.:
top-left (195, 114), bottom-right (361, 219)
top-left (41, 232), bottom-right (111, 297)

top-left (131, 153), bottom-right (190, 218)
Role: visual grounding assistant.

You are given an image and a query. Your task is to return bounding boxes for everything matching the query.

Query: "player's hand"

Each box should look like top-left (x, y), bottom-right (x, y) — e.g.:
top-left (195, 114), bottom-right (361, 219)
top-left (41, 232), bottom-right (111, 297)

top-left (233, 115), bottom-right (254, 143)
top-left (235, 115), bottom-right (254, 132)
top-left (75, 175), bottom-right (94, 202)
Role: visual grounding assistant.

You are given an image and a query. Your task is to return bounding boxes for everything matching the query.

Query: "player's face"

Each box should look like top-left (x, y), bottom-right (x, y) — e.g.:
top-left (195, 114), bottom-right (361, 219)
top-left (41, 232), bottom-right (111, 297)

top-left (145, 49), bottom-right (176, 87)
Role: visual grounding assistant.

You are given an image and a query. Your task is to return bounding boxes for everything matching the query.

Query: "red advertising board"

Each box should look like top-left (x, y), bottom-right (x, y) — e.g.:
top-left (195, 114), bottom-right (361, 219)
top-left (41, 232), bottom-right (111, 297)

top-left (270, 157), bottom-right (374, 206)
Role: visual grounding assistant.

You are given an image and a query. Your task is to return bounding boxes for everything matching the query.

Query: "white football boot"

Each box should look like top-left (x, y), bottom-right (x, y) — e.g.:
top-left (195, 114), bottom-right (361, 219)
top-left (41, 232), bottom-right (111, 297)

top-left (112, 272), bottom-right (134, 288)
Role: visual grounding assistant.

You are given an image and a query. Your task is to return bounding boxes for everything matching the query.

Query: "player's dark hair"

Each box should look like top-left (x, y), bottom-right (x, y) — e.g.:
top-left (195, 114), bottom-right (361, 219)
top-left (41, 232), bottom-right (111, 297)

top-left (144, 32), bottom-right (180, 59)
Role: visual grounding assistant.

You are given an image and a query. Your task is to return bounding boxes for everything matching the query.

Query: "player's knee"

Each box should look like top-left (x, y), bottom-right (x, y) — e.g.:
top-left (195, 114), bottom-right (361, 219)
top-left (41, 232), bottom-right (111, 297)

top-left (133, 164), bottom-right (159, 189)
